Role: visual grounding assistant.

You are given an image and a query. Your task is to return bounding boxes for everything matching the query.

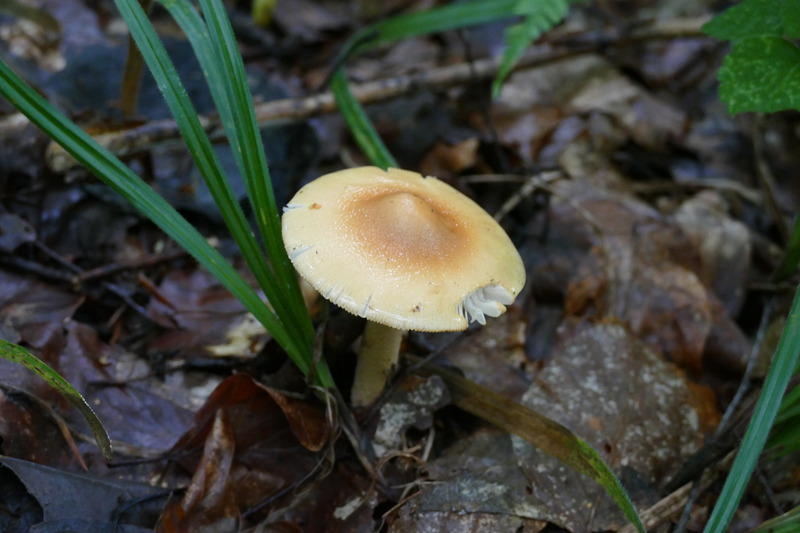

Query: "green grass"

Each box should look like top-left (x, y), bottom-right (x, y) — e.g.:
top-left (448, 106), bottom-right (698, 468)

top-left (701, 3), bottom-right (800, 529)
top-left (0, 0), bottom-right (335, 402)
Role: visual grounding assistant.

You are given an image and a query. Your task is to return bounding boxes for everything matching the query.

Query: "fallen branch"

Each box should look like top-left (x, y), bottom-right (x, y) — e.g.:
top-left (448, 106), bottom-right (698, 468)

top-left (40, 16), bottom-right (709, 172)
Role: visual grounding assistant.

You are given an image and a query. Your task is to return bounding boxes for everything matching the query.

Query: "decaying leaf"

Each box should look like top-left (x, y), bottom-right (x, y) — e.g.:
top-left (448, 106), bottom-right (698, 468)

top-left (373, 374), bottom-right (450, 457)
top-left (514, 323), bottom-right (717, 529)
top-left (673, 190), bottom-right (752, 316)
top-left (148, 268), bottom-right (270, 359)
top-left (167, 374), bottom-right (331, 522)
top-left (1, 455), bottom-right (164, 529)
top-left (158, 411), bottom-right (240, 533)
top-left (400, 324), bottom-right (716, 531)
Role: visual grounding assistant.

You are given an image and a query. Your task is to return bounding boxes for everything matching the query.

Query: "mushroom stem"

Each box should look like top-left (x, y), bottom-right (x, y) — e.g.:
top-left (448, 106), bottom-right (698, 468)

top-left (351, 321), bottom-right (405, 407)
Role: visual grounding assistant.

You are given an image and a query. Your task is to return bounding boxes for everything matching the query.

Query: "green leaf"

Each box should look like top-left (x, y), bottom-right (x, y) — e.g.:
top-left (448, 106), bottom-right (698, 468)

top-left (0, 338), bottom-right (113, 460)
top-left (151, 0), bottom-right (316, 358)
top-left (704, 285), bottom-right (800, 533)
top-left (717, 36), bottom-right (800, 114)
top-left (782, 0), bottom-right (800, 38)
top-left (331, 69), bottom-right (398, 169)
top-left (492, 0), bottom-right (571, 97)
top-left (751, 504), bottom-right (800, 533)
top-left (0, 57), bottom-right (326, 382)
top-left (703, 0), bottom-right (786, 41)
top-left (340, 0), bottom-right (519, 60)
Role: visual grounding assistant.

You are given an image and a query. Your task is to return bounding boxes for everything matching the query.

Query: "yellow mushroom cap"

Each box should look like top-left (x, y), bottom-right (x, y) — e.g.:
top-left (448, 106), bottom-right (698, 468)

top-left (281, 167), bottom-right (526, 332)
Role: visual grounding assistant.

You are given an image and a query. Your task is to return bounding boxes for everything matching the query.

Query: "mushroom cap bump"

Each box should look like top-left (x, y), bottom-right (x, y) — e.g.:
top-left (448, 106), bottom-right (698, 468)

top-left (282, 167), bottom-right (525, 332)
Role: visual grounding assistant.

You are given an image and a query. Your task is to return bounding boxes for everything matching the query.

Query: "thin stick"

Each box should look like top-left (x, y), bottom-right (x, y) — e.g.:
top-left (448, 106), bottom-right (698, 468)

top-left (42, 16), bottom-right (710, 171)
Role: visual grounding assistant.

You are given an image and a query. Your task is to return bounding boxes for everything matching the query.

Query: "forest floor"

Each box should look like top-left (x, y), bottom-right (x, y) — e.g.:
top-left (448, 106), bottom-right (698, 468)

top-left (0, 0), bottom-right (798, 532)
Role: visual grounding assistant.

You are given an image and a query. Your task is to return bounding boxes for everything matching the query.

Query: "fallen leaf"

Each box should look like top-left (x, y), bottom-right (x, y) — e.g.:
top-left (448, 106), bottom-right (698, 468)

top-left (148, 268), bottom-right (269, 359)
top-left (512, 323), bottom-right (716, 529)
top-left (391, 429), bottom-right (550, 530)
top-left (373, 374), bottom-right (450, 457)
top-left (0, 456), bottom-right (164, 529)
top-left (168, 375), bottom-right (330, 517)
top-left (406, 323), bottom-right (717, 532)
top-left (418, 138), bottom-right (480, 179)
top-left (158, 411), bottom-right (239, 533)
top-left (673, 190), bottom-right (752, 316)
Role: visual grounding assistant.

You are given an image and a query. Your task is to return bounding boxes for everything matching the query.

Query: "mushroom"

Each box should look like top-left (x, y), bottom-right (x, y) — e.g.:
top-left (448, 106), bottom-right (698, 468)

top-left (282, 167), bottom-right (525, 406)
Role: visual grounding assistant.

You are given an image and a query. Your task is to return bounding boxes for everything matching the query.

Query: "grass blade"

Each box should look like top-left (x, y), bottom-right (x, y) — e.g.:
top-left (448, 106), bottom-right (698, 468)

top-left (112, 0), bottom-right (308, 361)
top-left (0, 338), bottom-right (113, 460)
top-left (413, 357), bottom-right (646, 533)
top-left (194, 0), bottom-right (310, 334)
top-left (752, 504), bottom-right (800, 532)
top-left (113, 0), bottom-right (335, 387)
top-left (159, 0), bottom-right (315, 353)
top-left (331, 69), bottom-right (398, 169)
top-left (492, 0), bottom-right (571, 97)
top-left (0, 57), bottom-right (331, 383)
top-left (339, 0), bottom-right (518, 61)
top-left (704, 285), bottom-right (800, 532)
top-left (124, 0), bottom-right (314, 359)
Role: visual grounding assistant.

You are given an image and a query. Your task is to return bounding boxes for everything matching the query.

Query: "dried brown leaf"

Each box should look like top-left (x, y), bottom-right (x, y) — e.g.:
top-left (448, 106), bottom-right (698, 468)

top-left (409, 324), bottom-right (716, 531)
top-left (418, 138), bottom-right (480, 179)
top-left (260, 384), bottom-right (331, 452)
top-left (556, 181), bottom-right (714, 370)
top-left (158, 411), bottom-right (239, 533)
top-left (169, 375), bottom-right (330, 514)
top-left (673, 190), bottom-right (752, 316)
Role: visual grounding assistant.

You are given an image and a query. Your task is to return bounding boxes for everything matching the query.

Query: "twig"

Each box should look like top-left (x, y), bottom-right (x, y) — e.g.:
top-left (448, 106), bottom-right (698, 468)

top-left (617, 451), bottom-right (735, 533)
top-left (27, 241), bottom-right (154, 321)
top-left (76, 249), bottom-right (187, 282)
top-left (629, 178), bottom-right (763, 205)
top-left (485, 171), bottom-right (564, 221)
top-left (752, 118), bottom-right (790, 243)
top-left (40, 16), bottom-right (710, 171)
top-left (671, 298), bottom-right (776, 532)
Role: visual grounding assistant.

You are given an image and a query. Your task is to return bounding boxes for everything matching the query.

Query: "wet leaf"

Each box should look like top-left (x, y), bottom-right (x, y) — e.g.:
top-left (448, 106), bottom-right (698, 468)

top-left (0, 338), bottom-right (112, 460)
top-left (158, 411), bottom-right (239, 533)
top-left (373, 374), bottom-right (450, 457)
top-left (148, 268), bottom-right (269, 359)
top-left (673, 190), bottom-right (752, 316)
top-left (168, 374), bottom-right (330, 516)
top-left (0, 456), bottom-right (164, 529)
top-left (512, 323), bottom-right (716, 529)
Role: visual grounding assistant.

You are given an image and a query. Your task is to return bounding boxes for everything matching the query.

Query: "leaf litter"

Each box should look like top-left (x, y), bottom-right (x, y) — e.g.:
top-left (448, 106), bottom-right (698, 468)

top-left (0, 0), bottom-right (798, 531)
